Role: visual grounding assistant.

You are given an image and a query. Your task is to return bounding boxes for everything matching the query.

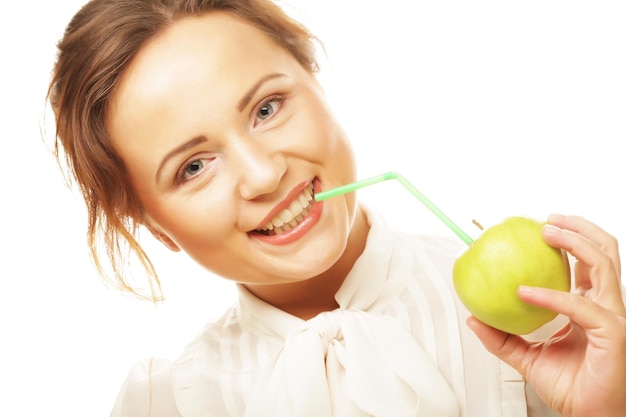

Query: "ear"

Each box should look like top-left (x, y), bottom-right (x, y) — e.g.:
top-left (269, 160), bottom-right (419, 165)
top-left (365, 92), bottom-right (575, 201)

top-left (144, 221), bottom-right (181, 252)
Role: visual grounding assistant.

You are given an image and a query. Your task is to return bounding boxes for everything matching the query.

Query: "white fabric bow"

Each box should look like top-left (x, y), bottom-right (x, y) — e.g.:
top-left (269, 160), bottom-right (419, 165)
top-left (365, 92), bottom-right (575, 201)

top-left (243, 308), bottom-right (459, 417)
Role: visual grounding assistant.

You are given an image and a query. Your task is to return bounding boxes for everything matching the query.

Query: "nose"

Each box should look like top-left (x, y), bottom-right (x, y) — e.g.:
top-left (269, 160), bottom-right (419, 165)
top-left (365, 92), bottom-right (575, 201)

top-left (231, 135), bottom-right (287, 200)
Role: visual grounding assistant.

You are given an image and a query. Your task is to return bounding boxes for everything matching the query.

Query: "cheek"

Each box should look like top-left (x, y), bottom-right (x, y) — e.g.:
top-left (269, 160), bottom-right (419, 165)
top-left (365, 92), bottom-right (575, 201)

top-left (333, 134), bottom-right (356, 172)
top-left (144, 191), bottom-right (238, 249)
top-left (292, 102), bottom-right (353, 164)
top-left (322, 124), bottom-right (357, 189)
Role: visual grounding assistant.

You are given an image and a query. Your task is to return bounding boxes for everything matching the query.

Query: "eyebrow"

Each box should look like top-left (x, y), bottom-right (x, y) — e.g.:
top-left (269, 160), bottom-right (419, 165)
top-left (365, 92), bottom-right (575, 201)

top-left (237, 73), bottom-right (287, 112)
top-left (155, 135), bottom-right (208, 183)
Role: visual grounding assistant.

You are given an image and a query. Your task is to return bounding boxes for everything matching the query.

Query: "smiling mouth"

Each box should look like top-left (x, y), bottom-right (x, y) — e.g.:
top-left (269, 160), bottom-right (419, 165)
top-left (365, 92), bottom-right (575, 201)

top-left (255, 183), bottom-right (314, 236)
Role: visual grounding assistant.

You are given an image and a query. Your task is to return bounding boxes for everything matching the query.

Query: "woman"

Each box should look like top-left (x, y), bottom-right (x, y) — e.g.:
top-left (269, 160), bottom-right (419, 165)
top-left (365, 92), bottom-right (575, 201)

top-left (48, 0), bottom-right (626, 416)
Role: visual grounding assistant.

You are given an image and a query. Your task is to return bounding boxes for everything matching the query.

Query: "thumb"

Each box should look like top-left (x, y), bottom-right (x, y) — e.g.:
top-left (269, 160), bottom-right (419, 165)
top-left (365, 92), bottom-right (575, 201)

top-left (467, 316), bottom-right (530, 373)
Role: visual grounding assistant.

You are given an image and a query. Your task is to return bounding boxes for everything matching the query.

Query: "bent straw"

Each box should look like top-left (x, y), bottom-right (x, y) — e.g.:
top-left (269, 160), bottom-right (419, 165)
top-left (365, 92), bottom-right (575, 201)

top-left (314, 171), bottom-right (474, 245)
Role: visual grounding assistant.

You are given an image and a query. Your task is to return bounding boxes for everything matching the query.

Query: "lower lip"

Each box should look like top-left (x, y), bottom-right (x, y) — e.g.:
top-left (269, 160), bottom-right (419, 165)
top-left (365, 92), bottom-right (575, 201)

top-left (250, 180), bottom-right (323, 245)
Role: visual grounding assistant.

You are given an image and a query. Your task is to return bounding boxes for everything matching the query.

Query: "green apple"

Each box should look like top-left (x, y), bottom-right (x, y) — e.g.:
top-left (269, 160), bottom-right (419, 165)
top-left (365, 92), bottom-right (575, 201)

top-left (453, 216), bottom-right (571, 335)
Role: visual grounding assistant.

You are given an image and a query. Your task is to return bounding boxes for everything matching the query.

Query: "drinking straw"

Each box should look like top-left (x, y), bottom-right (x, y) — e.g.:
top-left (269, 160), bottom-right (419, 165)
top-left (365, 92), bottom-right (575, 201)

top-left (314, 171), bottom-right (474, 245)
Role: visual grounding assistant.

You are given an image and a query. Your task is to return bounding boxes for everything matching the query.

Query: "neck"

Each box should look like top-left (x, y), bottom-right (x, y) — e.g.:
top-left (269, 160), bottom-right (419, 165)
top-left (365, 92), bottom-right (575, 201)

top-left (244, 205), bottom-right (370, 320)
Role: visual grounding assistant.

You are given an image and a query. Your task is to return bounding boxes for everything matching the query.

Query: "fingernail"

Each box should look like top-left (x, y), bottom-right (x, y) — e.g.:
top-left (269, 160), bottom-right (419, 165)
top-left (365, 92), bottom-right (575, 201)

top-left (547, 213), bottom-right (565, 223)
top-left (466, 316), bottom-right (480, 332)
top-left (542, 223), bottom-right (562, 235)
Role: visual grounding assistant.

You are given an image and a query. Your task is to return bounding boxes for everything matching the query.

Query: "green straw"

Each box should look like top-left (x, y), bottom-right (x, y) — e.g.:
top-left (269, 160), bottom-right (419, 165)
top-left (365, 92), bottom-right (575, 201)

top-left (314, 171), bottom-right (474, 245)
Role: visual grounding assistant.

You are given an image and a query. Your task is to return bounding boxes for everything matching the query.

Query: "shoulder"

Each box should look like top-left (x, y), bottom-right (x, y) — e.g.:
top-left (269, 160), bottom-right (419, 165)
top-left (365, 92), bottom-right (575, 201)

top-left (109, 305), bottom-right (242, 417)
top-left (109, 358), bottom-right (180, 417)
top-left (416, 234), bottom-right (465, 267)
top-left (395, 228), bottom-right (465, 282)
top-left (363, 203), bottom-right (465, 274)
top-left (176, 303), bottom-right (242, 361)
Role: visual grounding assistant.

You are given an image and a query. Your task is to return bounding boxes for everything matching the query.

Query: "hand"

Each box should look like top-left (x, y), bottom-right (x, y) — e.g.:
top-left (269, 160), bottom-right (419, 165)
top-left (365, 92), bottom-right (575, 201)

top-left (467, 214), bottom-right (626, 417)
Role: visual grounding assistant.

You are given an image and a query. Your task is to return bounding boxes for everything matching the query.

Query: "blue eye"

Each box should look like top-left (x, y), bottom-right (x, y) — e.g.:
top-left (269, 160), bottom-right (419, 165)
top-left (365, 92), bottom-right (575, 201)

top-left (180, 158), bottom-right (208, 181)
top-left (255, 97), bottom-right (282, 123)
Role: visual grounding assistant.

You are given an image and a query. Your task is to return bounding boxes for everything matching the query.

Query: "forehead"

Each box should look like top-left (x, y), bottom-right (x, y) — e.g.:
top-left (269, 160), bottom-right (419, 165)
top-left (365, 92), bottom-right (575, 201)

top-left (105, 11), bottom-right (310, 185)
top-left (112, 11), bottom-right (295, 108)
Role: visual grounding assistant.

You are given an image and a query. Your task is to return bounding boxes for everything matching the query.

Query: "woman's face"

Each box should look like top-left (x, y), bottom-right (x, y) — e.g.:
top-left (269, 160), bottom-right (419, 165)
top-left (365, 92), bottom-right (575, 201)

top-left (106, 12), bottom-right (359, 285)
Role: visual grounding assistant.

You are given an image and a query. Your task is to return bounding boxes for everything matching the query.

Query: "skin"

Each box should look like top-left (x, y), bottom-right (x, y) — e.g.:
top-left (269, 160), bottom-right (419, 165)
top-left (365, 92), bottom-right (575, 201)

top-left (105, 10), bottom-right (626, 416)
top-left (469, 214), bottom-right (626, 417)
top-left (106, 12), bottom-right (369, 319)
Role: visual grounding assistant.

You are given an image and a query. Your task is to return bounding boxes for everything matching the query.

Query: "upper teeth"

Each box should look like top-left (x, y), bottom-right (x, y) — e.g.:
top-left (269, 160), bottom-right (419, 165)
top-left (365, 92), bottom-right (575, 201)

top-left (260, 184), bottom-right (314, 231)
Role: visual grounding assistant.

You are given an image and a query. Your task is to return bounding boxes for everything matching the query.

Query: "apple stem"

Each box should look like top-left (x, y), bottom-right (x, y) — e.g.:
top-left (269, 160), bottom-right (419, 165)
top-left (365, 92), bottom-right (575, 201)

top-left (472, 219), bottom-right (484, 231)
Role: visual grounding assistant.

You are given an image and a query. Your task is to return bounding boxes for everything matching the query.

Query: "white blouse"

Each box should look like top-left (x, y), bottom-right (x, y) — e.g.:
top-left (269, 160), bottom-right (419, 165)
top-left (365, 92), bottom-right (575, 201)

top-left (110, 207), bottom-right (561, 417)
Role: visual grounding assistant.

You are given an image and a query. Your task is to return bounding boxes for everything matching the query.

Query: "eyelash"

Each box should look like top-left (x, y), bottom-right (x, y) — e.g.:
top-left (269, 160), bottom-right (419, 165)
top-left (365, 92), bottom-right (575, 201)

top-left (176, 156), bottom-right (213, 184)
top-left (254, 95), bottom-right (284, 126)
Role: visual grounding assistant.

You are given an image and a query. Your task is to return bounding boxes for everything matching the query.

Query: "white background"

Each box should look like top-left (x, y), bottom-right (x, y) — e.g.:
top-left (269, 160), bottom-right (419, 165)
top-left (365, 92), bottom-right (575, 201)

top-left (1, 1), bottom-right (624, 416)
